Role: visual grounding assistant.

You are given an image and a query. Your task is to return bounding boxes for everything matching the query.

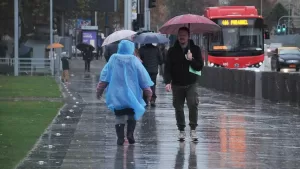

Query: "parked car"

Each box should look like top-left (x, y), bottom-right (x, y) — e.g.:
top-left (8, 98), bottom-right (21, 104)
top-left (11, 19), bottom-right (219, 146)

top-left (271, 47), bottom-right (300, 72)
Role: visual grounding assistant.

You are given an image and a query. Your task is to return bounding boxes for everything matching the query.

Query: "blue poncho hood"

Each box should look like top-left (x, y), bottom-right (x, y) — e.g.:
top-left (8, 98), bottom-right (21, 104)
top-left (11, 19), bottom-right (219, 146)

top-left (99, 40), bottom-right (154, 120)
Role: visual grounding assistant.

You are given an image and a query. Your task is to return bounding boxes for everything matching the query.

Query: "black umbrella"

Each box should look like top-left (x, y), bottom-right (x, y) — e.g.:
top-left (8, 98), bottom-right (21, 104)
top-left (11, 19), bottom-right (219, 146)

top-left (76, 43), bottom-right (95, 51)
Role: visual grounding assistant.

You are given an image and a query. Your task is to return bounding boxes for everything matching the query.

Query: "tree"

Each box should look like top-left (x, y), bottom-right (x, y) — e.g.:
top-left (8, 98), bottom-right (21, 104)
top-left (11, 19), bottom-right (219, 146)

top-left (265, 2), bottom-right (289, 26)
top-left (228, 0), bottom-right (281, 29)
top-left (150, 0), bottom-right (169, 30)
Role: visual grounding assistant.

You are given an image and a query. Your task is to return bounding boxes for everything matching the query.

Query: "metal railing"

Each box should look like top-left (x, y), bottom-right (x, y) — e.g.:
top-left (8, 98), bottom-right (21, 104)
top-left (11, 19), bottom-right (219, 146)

top-left (0, 58), bottom-right (14, 65)
top-left (0, 58), bottom-right (54, 75)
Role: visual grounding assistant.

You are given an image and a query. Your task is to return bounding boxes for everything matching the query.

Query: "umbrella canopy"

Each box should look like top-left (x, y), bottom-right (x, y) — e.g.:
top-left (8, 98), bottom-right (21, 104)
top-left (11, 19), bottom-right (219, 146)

top-left (159, 14), bottom-right (220, 34)
top-left (102, 30), bottom-right (137, 46)
top-left (76, 43), bottom-right (95, 51)
top-left (133, 32), bottom-right (169, 44)
top-left (47, 43), bottom-right (64, 49)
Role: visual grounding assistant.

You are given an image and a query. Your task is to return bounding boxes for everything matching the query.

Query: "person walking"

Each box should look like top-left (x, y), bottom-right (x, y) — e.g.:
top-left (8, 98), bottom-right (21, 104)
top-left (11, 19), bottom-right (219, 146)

top-left (97, 33), bottom-right (104, 60)
top-left (164, 27), bottom-right (204, 142)
top-left (104, 41), bottom-right (119, 62)
top-left (139, 43), bottom-right (163, 107)
top-left (96, 40), bottom-right (153, 146)
top-left (159, 44), bottom-right (168, 82)
top-left (82, 47), bottom-right (93, 72)
top-left (61, 55), bottom-right (70, 83)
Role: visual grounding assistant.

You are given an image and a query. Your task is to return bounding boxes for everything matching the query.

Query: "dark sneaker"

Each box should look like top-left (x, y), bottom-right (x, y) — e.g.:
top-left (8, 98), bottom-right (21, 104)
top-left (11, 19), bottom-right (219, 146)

top-left (115, 124), bottom-right (125, 145)
top-left (150, 100), bottom-right (156, 107)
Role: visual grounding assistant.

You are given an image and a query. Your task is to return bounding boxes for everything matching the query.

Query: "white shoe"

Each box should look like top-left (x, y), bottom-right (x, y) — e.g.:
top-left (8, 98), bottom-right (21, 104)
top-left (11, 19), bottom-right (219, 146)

top-left (190, 130), bottom-right (198, 141)
top-left (178, 131), bottom-right (186, 141)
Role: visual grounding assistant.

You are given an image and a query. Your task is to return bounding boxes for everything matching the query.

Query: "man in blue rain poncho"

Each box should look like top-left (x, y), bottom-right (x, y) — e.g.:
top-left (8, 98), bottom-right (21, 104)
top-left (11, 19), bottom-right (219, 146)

top-left (96, 40), bottom-right (154, 146)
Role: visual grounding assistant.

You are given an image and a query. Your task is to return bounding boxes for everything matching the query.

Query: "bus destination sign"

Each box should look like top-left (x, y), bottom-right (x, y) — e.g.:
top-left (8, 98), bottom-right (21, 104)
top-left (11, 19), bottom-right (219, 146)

top-left (218, 19), bottom-right (254, 26)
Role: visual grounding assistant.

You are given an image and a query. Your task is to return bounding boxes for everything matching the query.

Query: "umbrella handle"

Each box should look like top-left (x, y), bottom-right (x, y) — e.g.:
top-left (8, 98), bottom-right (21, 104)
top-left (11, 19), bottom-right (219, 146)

top-left (188, 23), bottom-right (191, 49)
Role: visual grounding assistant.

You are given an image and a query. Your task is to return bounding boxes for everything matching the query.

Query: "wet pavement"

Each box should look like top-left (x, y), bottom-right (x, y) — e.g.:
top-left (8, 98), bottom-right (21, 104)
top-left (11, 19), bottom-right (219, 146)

top-left (16, 58), bottom-right (300, 169)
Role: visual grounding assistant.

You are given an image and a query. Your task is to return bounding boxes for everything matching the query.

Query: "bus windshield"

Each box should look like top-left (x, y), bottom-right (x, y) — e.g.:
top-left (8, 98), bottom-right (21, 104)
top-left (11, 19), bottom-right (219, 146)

top-left (208, 18), bottom-right (264, 53)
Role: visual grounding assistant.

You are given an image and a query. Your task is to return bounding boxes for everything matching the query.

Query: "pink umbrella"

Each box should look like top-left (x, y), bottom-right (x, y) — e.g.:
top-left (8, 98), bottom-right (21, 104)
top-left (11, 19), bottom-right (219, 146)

top-left (159, 14), bottom-right (220, 34)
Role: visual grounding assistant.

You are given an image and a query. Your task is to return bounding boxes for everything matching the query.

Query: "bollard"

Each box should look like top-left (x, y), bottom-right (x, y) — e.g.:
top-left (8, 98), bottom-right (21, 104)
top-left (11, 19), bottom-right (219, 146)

top-left (219, 68), bottom-right (224, 91)
top-left (208, 67), bottom-right (213, 88)
top-left (267, 72), bottom-right (276, 102)
top-left (247, 71), bottom-right (255, 97)
top-left (255, 71), bottom-right (262, 100)
top-left (209, 67), bottom-right (215, 89)
top-left (197, 67), bottom-right (204, 87)
top-left (261, 72), bottom-right (268, 100)
top-left (228, 69), bottom-right (234, 93)
top-left (223, 68), bottom-right (229, 92)
top-left (216, 68), bottom-right (222, 91)
top-left (281, 74), bottom-right (290, 103)
top-left (287, 74), bottom-right (298, 106)
top-left (296, 75), bottom-right (300, 107)
top-left (274, 73), bottom-right (283, 102)
top-left (200, 67), bottom-right (207, 88)
top-left (236, 70), bottom-right (243, 95)
top-left (241, 70), bottom-right (247, 96)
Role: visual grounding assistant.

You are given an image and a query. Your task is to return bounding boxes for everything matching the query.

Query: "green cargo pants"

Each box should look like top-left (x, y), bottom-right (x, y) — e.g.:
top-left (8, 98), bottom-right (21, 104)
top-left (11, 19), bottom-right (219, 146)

top-left (172, 84), bottom-right (199, 131)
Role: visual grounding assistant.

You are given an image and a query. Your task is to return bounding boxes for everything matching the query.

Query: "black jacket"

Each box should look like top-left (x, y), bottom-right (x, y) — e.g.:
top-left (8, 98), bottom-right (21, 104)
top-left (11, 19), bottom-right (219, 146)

top-left (104, 42), bottom-right (118, 62)
top-left (164, 40), bottom-right (203, 86)
top-left (82, 50), bottom-right (93, 61)
top-left (139, 44), bottom-right (163, 74)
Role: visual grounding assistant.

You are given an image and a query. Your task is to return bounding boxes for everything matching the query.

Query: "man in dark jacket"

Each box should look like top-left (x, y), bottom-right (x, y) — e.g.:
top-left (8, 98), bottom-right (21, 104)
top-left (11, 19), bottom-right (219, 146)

top-left (82, 47), bottom-right (93, 72)
top-left (164, 27), bottom-right (203, 141)
top-left (139, 43), bottom-right (163, 107)
top-left (159, 44), bottom-right (168, 82)
top-left (104, 41), bottom-right (119, 62)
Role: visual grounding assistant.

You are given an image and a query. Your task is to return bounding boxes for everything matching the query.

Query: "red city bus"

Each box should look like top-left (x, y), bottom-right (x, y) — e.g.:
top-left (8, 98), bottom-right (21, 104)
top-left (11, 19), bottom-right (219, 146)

top-left (204, 6), bottom-right (269, 68)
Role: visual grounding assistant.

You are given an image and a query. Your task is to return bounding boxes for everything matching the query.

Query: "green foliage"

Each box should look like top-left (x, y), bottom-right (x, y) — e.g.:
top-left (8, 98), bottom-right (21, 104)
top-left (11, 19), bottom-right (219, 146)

top-left (266, 3), bottom-right (289, 22)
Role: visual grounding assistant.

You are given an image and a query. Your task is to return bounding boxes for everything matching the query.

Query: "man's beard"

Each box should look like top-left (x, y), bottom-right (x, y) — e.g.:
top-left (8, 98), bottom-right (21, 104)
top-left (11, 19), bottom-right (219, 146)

top-left (180, 41), bottom-right (188, 48)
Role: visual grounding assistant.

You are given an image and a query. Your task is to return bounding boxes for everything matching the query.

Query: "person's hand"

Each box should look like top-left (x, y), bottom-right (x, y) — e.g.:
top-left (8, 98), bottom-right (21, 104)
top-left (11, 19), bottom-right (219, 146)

top-left (165, 84), bottom-right (172, 92)
top-left (186, 50), bottom-right (193, 61)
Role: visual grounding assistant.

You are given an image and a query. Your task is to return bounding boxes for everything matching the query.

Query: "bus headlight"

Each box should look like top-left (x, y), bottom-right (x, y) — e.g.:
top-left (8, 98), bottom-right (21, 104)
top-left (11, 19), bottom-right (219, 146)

top-left (259, 62), bottom-right (263, 65)
top-left (210, 63), bottom-right (214, 66)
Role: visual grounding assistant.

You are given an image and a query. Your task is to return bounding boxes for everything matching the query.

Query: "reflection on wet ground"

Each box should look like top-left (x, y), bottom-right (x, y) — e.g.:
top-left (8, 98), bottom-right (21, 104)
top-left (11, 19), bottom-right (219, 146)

top-left (16, 59), bottom-right (300, 169)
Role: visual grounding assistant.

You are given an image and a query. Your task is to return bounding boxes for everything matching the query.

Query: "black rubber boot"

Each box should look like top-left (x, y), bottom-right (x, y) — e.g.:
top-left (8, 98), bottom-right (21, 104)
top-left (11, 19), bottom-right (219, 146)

top-left (115, 124), bottom-right (125, 145)
top-left (127, 120), bottom-right (136, 144)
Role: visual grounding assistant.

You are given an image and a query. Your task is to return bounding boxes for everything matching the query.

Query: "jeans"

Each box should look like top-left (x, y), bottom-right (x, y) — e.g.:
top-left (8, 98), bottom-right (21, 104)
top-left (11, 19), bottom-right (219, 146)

top-left (144, 73), bottom-right (157, 103)
top-left (84, 60), bottom-right (91, 71)
top-left (172, 84), bottom-right (199, 131)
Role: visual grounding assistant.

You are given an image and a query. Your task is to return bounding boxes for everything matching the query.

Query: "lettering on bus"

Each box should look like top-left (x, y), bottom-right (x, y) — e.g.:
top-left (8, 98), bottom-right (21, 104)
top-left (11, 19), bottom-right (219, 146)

top-left (220, 19), bottom-right (249, 26)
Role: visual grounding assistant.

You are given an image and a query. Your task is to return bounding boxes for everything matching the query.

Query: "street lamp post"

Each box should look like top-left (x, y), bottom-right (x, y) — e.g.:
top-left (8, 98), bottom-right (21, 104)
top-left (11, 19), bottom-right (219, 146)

top-left (261, 0), bottom-right (263, 16)
top-left (50, 0), bottom-right (55, 75)
top-left (288, 0), bottom-right (292, 35)
top-left (50, 0), bottom-right (53, 46)
top-left (14, 0), bottom-right (19, 76)
top-left (277, 16), bottom-right (300, 26)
